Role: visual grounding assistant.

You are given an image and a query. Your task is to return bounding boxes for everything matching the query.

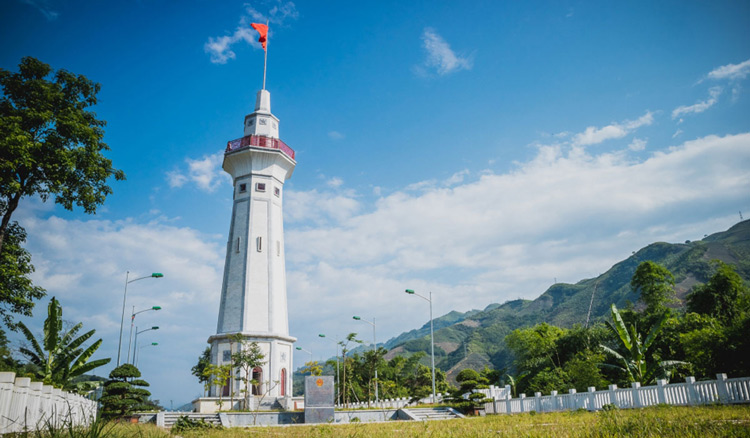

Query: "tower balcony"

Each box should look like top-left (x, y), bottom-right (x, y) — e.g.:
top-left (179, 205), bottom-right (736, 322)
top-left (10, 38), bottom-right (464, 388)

top-left (226, 135), bottom-right (295, 160)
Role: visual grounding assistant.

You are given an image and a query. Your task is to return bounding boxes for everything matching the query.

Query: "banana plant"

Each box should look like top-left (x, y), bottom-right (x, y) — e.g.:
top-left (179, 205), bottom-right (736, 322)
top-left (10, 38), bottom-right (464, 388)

top-left (17, 297), bottom-right (110, 390)
top-left (599, 303), bottom-right (684, 385)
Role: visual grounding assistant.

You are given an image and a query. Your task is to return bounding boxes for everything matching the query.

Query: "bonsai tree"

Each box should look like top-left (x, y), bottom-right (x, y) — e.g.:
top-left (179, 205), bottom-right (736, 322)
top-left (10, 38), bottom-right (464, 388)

top-left (447, 368), bottom-right (492, 414)
top-left (100, 364), bottom-right (151, 419)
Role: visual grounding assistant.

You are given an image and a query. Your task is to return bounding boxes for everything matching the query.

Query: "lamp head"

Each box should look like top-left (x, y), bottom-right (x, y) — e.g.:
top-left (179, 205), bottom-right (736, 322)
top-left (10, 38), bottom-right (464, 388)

top-left (152, 326), bottom-right (159, 330)
top-left (151, 343), bottom-right (158, 346)
top-left (318, 334), bottom-right (326, 338)
top-left (295, 347), bottom-right (302, 351)
top-left (152, 306), bottom-right (162, 310)
top-left (352, 316), bottom-right (361, 320)
top-left (405, 289), bottom-right (415, 294)
top-left (151, 273), bottom-right (164, 278)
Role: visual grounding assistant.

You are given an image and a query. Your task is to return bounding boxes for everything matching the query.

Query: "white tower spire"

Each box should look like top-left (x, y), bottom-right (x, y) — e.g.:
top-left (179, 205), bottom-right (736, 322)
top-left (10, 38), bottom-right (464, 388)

top-left (207, 89), bottom-right (296, 406)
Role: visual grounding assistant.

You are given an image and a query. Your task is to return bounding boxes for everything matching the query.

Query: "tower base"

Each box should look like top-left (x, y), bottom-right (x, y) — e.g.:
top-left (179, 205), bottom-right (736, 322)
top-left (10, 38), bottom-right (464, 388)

top-left (192, 395), bottom-right (294, 413)
top-left (206, 332), bottom-right (295, 401)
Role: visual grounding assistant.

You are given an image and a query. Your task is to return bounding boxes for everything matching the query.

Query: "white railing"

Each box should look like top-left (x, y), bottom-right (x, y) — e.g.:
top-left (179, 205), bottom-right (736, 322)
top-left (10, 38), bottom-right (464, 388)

top-left (484, 373), bottom-right (750, 414)
top-left (335, 393), bottom-right (446, 410)
top-left (0, 372), bottom-right (98, 434)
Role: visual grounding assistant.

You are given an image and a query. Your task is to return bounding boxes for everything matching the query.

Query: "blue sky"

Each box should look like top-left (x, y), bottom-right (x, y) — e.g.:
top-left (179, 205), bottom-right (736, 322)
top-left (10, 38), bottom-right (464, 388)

top-left (2, 0), bottom-right (749, 406)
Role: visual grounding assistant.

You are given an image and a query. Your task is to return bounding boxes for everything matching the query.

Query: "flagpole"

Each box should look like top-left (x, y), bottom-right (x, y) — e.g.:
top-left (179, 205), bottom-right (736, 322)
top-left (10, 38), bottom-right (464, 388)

top-left (262, 20), bottom-right (268, 90)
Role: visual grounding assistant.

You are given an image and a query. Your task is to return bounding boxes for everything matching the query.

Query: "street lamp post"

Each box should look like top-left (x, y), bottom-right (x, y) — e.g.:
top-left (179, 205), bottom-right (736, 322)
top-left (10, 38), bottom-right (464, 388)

top-left (295, 347), bottom-right (313, 374)
top-left (127, 305), bottom-right (162, 364)
top-left (319, 334), bottom-right (339, 404)
top-left (133, 326), bottom-right (159, 368)
top-left (353, 316), bottom-right (378, 402)
top-left (135, 342), bottom-right (158, 368)
top-left (405, 289), bottom-right (436, 404)
top-left (117, 272), bottom-right (164, 366)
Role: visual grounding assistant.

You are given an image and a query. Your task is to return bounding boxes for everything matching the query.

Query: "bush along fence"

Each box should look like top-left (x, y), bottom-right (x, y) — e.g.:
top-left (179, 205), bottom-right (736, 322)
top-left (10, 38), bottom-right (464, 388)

top-left (484, 374), bottom-right (750, 414)
top-left (0, 372), bottom-right (97, 434)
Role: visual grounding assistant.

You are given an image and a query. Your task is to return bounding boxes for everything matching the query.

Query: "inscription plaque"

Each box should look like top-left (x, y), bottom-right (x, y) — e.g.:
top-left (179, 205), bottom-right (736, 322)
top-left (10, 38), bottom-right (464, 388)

top-left (304, 375), bottom-right (334, 423)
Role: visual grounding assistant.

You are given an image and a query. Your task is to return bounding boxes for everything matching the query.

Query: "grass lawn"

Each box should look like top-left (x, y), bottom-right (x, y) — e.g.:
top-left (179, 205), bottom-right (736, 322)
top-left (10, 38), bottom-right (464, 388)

top-left (12, 405), bottom-right (750, 438)
top-left (189, 405), bottom-right (750, 438)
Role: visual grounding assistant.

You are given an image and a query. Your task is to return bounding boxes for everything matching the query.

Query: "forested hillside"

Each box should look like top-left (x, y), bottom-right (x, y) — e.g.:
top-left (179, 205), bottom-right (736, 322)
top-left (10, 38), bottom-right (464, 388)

top-left (386, 220), bottom-right (750, 381)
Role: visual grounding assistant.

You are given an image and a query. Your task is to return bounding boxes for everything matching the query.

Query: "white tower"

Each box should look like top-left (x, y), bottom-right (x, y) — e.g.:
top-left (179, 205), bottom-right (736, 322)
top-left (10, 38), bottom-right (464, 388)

top-left (207, 89), bottom-right (296, 406)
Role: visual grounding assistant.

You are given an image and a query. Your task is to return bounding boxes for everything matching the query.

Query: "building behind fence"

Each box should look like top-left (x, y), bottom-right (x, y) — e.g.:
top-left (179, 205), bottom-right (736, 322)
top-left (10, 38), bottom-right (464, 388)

top-left (0, 372), bottom-right (98, 434)
top-left (484, 373), bottom-right (750, 414)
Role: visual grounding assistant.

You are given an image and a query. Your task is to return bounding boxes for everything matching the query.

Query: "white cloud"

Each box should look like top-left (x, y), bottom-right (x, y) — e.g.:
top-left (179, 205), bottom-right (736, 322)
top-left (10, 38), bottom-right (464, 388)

top-left (672, 86), bottom-right (722, 120)
top-left (14, 129), bottom-right (750, 404)
top-left (326, 177), bottom-right (344, 188)
top-left (166, 171), bottom-right (188, 188)
top-left (444, 169), bottom-right (470, 186)
top-left (328, 131), bottom-right (345, 140)
top-left (14, 214), bottom-right (225, 404)
top-left (20, 0), bottom-right (58, 20)
top-left (628, 138), bottom-right (647, 151)
top-left (284, 189), bottom-right (360, 225)
top-left (167, 151), bottom-right (230, 193)
top-left (707, 58), bottom-right (750, 81)
top-left (571, 111), bottom-right (654, 146)
top-left (418, 28), bottom-right (473, 76)
top-left (284, 132), bottom-right (749, 368)
top-left (205, 2), bottom-right (299, 64)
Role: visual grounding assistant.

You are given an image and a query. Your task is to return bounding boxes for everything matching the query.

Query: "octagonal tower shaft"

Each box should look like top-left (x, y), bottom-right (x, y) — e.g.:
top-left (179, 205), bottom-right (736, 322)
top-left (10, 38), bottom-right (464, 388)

top-left (208, 89), bottom-right (296, 402)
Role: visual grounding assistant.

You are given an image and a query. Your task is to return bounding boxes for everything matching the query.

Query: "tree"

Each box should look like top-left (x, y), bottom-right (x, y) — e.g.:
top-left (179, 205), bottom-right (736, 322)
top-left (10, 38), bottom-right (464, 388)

top-left (203, 363), bottom-right (231, 410)
top-left (338, 332), bottom-right (362, 408)
top-left (0, 56), bottom-right (125, 254)
top-left (447, 368), bottom-right (492, 413)
top-left (231, 339), bottom-right (265, 410)
top-left (631, 261), bottom-right (676, 316)
top-left (100, 364), bottom-right (151, 419)
top-left (599, 304), bottom-right (684, 385)
top-left (191, 347), bottom-right (211, 396)
top-left (17, 297), bottom-right (110, 389)
top-left (687, 261), bottom-right (750, 325)
top-left (300, 360), bottom-right (323, 376)
top-left (505, 323), bottom-right (565, 374)
top-left (0, 222), bottom-right (45, 328)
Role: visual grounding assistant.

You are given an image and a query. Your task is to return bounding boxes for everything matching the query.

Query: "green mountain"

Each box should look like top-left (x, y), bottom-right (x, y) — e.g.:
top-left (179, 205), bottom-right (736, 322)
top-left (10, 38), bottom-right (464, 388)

top-left (384, 220), bottom-right (750, 382)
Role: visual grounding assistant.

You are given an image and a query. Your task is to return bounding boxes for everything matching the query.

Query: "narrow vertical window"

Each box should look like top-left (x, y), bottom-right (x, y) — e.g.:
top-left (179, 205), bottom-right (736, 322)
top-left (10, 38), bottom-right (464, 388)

top-left (276, 241), bottom-right (281, 256)
top-left (274, 187), bottom-right (280, 197)
top-left (236, 236), bottom-right (241, 253)
top-left (257, 236), bottom-right (262, 252)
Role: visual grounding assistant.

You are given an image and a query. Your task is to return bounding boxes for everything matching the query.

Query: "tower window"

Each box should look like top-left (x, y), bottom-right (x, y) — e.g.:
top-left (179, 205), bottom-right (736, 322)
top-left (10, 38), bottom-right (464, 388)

top-left (222, 350), bottom-right (231, 362)
top-left (239, 183), bottom-right (247, 193)
top-left (276, 241), bottom-right (281, 256)
top-left (274, 187), bottom-right (280, 197)
top-left (257, 236), bottom-right (263, 252)
top-left (236, 237), bottom-right (241, 253)
top-left (256, 183), bottom-right (266, 192)
top-left (247, 119), bottom-right (253, 126)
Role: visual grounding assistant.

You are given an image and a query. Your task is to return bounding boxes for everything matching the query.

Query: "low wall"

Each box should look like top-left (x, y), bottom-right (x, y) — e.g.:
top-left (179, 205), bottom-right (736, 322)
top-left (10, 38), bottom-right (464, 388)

top-left (220, 409), bottom-right (403, 426)
top-left (0, 372), bottom-right (97, 434)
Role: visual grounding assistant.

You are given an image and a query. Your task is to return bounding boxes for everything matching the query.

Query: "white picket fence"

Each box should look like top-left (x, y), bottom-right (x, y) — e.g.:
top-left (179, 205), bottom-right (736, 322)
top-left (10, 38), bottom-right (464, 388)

top-left (0, 372), bottom-right (98, 434)
top-left (484, 373), bottom-right (750, 414)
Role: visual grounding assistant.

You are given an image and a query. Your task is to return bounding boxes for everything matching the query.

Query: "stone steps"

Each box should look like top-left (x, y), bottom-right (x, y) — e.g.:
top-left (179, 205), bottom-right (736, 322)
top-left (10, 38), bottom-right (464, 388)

top-left (160, 412), bottom-right (222, 428)
top-left (402, 407), bottom-right (465, 421)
